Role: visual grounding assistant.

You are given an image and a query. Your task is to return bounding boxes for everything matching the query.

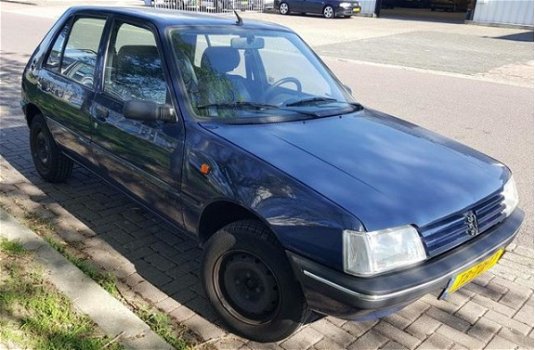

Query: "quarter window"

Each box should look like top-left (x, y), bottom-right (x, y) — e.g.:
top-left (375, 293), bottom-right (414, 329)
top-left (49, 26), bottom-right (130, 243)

top-left (104, 22), bottom-right (168, 104)
top-left (45, 23), bottom-right (70, 70)
top-left (60, 17), bottom-right (106, 88)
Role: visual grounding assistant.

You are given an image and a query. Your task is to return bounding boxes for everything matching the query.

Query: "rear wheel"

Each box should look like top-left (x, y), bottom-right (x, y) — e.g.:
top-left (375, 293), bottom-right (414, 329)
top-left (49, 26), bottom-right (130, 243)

top-left (30, 114), bottom-right (73, 183)
top-left (279, 2), bottom-right (289, 14)
top-left (323, 5), bottom-right (335, 18)
top-left (201, 220), bottom-right (308, 342)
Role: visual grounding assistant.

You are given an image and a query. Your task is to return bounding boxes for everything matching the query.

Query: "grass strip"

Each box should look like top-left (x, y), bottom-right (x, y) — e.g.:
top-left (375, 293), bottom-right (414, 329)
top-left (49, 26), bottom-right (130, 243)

top-left (0, 238), bottom-right (124, 350)
top-left (21, 211), bottom-right (193, 350)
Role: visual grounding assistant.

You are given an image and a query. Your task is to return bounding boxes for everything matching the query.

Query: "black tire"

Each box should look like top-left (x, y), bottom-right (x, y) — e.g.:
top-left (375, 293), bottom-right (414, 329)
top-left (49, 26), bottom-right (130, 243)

top-left (30, 114), bottom-right (73, 183)
top-left (201, 220), bottom-right (308, 342)
top-left (279, 2), bottom-right (289, 15)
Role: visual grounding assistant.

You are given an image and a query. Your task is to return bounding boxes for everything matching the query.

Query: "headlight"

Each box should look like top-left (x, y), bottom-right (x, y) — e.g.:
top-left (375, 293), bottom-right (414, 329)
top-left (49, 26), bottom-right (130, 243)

top-left (340, 2), bottom-right (351, 7)
top-left (502, 176), bottom-right (519, 217)
top-left (343, 225), bottom-right (427, 276)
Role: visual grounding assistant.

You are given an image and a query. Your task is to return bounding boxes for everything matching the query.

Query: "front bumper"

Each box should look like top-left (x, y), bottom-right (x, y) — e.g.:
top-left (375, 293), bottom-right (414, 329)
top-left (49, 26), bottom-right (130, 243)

top-left (336, 5), bottom-right (361, 16)
top-left (287, 208), bottom-right (524, 320)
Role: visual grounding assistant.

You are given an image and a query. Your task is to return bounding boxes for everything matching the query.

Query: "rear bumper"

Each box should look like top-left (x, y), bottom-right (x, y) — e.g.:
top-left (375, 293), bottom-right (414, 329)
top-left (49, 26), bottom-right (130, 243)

top-left (287, 208), bottom-right (524, 320)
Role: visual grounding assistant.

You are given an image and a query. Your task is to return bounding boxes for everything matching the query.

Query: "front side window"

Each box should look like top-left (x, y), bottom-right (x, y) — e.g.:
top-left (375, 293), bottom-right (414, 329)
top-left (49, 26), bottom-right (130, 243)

top-left (170, 27), bottom-right (358, 122)
top-left (60, 17), bottom-right (106, 88)
top-left (104, 22), bottom-right (168, 105)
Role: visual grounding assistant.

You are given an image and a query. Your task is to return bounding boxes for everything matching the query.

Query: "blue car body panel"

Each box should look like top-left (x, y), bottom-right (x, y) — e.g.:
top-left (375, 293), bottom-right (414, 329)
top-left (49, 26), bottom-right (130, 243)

top-left (205, 109), bottom-right (509, 232)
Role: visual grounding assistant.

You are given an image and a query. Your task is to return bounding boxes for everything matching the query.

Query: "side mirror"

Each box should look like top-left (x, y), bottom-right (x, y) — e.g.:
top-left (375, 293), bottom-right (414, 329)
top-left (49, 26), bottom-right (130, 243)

top-left (343, 84), bottom-right (353, 95)
top-left (123, 100), bottom-right (176, 122)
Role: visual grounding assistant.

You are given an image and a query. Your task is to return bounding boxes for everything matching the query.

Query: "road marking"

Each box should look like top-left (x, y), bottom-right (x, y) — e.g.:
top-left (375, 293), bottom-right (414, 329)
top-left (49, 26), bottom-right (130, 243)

top-left (322, 56), bottom-right (533, 89)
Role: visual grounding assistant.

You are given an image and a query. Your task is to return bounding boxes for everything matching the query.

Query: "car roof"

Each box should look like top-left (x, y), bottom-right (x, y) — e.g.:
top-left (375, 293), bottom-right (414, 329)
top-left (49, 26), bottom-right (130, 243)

top-left (66, 6), bottom-right (293, 31)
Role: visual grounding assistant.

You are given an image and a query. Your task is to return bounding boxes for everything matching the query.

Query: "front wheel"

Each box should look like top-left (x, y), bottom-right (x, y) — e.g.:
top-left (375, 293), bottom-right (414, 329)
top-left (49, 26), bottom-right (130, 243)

top-left (201, 220), bottom-right (308, 342)
top-left (279, 2), bottom-right (289, 14)
top-left (323, 5), bottom-right (335, 18)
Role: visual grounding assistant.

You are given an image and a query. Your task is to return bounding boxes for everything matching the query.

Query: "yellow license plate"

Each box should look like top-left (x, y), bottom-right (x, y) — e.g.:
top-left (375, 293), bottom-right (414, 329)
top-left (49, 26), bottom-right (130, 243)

top-left (448, 249), bottom-right (504, 294)
top-left (353, 7), bottom-right (360, 12)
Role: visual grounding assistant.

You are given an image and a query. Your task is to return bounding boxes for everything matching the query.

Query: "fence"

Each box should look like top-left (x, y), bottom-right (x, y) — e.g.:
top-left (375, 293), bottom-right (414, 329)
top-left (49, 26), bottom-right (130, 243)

top-left (151, 0), bottom-right (272, 13)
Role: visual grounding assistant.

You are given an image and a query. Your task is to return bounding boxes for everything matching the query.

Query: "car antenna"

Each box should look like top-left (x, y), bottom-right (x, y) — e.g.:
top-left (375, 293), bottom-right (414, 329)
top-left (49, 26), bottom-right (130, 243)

top-left (234, 10), bottom-right (243, 25)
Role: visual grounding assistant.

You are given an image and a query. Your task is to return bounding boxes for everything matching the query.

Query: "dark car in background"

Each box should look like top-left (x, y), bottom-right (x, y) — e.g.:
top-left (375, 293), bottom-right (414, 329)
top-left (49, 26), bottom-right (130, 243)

top-left (22, 6), bottom-right (523, 343)
top-left (277, 0), bottom-right (361, 18)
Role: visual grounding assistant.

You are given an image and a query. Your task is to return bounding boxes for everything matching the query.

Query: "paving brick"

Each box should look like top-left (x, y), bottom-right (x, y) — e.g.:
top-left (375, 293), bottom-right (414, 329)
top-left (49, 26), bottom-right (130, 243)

top-left (485, 310), bottom-right (532, 335)
top-left (374, 321), bottom-right (421, 349)
top-left (144, 252), bottom-right (177, 272)
top-left (406, 314), bottom-right (442, 340)
top-left (426, 307), bottom-right (471, 332)
top-left (384, 313), bottom-right (413, 329)
top-left (501, 289), bottom-right (533, 314)
top-left (416, 333), bottom-right (454, 350)
top-left (132, 281), bottom-right (169, 304)
top-left (341, 320), bottom-right (378, 337)
top-left (513, 247), bottom-right (534, 259)
top-left (436, 325), bottom-right (485, 349)
top-left (513, 277), bottom-right (534, 289)
top-left (421, 294), bottom-right (460, 314)
top-left (183, 314), bottom-right (225, 341)
top-left (213, 338), bottom-right (247, 349)
top-left (467, 315), bottom-right (501, 343)
top-left (455, 300), bottom-right (487, 324)
top-left (325, 316), bottom-right (346, 327)
top-left (313, 337), bottom-right (346, 350)
top-left (492, 264), bottom-right (532, 281)
top-left (280, 326), bottom-right (323, 350)
top-left (155, 297), bottom-right (180, 314)
top-left (382, 340), bottom-right (409, 350)
top-left (514, 304), bottom-right (534, 327)
top-left (169, 304), bottom-right (195, 322)
top-left (502, 252), bottom-right (534, 268)
top-left (465, 281), bottom-right (508, 302)
top-left (246, 341), bottom-right (283, 350)
top-left (472, 295), bottom-right (516, 317)
top-left (486, 335), bottom-right (519, 350)
top-left (310, 318), bottom-right (355, 347)
top-left (347, 330), bottom-right (389, 350)
top-left (498, 329), bottom-right (535, 349)
top-left (185, 296), bottom-right (219, 322)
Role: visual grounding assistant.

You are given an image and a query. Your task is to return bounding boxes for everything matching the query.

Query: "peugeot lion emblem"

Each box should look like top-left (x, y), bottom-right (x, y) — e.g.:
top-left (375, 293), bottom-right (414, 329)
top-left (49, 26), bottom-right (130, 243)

top-left (465, 211), bottom-right (479, 236)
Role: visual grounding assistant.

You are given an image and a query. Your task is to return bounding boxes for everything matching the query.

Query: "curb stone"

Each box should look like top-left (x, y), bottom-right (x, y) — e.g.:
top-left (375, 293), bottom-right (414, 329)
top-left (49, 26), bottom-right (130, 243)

top-left (0, 209), bottom-right (174, 350)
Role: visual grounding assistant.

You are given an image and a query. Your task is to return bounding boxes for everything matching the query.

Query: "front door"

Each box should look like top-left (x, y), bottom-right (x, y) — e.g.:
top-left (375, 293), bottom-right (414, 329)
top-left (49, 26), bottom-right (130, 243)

top-left (91, 19), bottom-right (185, 225)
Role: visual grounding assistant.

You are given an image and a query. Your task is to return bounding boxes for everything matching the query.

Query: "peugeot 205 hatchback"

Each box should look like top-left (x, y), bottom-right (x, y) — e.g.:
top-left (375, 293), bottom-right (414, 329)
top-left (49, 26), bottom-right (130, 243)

top-left (22, 7), bottom-right (523, 342)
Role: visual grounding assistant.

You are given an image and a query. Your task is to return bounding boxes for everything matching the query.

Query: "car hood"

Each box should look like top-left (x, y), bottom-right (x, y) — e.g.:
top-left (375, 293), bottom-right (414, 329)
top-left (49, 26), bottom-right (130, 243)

top-left (203, 109), bottom-right (508, 231)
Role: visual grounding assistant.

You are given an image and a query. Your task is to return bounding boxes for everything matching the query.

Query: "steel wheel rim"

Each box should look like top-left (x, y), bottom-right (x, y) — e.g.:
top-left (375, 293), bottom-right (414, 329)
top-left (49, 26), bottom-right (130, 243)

top-left (324, 6), bottom-right (333, 17)
top-left (280, 3), bottom-right (288, 14)
top-left (34, 130), bottom-right (51, 167)
top-left (213, 250), bottom-right (281, 325)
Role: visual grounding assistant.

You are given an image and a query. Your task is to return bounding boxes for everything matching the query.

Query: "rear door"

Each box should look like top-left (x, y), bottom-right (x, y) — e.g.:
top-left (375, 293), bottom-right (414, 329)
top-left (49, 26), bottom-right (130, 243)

top-left (91, 18), bottom-right (185, 225)
top-left (36, 15), bottom-right (107, 164)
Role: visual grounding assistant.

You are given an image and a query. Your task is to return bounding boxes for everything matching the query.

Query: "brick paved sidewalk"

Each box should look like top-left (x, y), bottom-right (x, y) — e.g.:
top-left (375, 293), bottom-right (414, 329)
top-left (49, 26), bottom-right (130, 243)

top-left (1, 55), bottom-right (533, 350)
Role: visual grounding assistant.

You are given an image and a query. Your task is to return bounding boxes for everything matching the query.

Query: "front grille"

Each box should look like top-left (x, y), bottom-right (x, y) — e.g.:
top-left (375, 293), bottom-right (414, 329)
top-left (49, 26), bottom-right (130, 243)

top-left (420, 193), bottom-right (506, 257)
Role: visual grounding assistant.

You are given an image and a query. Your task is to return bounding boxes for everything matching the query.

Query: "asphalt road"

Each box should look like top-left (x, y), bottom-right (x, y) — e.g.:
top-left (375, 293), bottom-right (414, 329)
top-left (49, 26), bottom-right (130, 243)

top-left (1, 7), bottom-right (533, 247)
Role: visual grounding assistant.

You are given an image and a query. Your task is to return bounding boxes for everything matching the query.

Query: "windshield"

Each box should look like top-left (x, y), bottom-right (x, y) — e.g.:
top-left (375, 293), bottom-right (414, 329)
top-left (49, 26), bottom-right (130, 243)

top-left (169, 27), bottom-right (359, 122)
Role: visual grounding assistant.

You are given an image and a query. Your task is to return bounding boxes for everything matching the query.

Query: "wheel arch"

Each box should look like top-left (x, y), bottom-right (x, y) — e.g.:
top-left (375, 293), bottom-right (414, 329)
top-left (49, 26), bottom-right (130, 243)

top-left (197, 200), bottom-right (277, 246)
top-left (24, 103), bottom-right (42, 128)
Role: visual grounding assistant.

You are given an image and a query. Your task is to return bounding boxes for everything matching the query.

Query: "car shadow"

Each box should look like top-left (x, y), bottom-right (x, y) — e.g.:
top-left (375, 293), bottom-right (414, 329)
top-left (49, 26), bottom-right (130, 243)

top-left (489, 31), bottom-right (534, 43)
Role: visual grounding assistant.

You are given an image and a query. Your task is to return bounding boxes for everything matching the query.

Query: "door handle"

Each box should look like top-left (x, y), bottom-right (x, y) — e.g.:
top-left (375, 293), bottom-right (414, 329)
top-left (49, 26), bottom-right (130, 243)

top-left (93, 105), bottom-right (109, 122)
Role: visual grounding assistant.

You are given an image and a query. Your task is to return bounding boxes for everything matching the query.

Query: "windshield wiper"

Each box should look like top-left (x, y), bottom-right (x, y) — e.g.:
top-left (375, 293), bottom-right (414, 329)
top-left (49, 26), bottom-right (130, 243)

top-left (285, 97), bottom-right (338, 107)
top-left (197, 102), bottom-right (279, 110)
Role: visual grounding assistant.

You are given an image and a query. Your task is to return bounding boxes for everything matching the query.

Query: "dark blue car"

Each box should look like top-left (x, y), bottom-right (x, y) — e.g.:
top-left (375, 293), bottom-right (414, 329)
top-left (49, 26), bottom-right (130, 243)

top-left (21, 6), bottom-right (523, 342)
top-left (276, 0), bottom-right (361, 18)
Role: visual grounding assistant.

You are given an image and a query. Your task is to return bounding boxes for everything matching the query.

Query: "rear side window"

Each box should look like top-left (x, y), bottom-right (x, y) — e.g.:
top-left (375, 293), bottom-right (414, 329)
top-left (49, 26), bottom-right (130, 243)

top-left (60, 17), bottom-right (106, 88)
top-left (45, 23), bottom-right (70, 70)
